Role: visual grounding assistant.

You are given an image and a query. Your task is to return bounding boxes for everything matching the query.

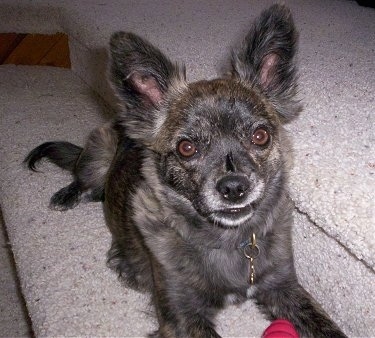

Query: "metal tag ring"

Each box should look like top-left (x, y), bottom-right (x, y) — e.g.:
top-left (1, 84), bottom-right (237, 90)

top-left (243, 244), bottom-right (260, 260)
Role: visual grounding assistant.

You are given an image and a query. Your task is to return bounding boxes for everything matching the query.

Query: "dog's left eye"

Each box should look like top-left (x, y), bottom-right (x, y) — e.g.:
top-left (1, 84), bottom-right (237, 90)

top-left (177, 140), bottom-right (198, 158)
top-left (251, 128), bottom-right (270, 146)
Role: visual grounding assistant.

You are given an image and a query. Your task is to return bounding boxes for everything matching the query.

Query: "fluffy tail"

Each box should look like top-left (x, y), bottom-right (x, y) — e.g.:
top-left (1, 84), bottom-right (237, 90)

top-left (24, 123), bottom-right (118, 210)
top-left (24, 141), bottom-right (82, 172)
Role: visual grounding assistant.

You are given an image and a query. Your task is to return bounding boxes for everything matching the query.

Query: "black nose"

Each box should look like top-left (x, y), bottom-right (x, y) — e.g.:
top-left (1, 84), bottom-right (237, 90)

top-left (216, 175), bottom-right (250, 203)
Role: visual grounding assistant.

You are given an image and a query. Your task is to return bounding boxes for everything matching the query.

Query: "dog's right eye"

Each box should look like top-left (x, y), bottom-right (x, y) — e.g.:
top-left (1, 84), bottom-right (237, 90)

top-left (177, 140), bottom-right (198, 158)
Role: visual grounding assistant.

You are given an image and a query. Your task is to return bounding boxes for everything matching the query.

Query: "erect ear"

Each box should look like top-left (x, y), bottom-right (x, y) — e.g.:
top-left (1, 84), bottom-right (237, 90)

top-left (232, 4), bottom-right (301, 122)
top-left (109, 32), bottom-right (185, 140)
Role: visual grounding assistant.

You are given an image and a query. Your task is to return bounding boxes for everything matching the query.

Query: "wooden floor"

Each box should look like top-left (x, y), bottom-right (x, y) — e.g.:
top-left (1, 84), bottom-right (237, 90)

top-left (0, 33), bottom-right (70, 68)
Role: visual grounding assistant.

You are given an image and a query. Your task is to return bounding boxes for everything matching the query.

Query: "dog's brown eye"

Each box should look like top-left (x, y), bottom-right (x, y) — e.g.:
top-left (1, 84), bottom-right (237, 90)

top-left (177, 140), bottom-right (197, 158)
top-left (252, 128), bottom-right (269, 146)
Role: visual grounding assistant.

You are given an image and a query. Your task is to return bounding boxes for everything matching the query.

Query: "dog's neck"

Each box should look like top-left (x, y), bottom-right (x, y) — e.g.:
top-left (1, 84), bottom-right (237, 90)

top-left (164, 206), bottom-right (260, 251)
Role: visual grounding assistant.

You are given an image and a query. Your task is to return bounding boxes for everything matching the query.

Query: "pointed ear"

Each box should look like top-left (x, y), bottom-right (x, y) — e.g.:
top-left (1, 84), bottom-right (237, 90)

top-left (109, 32), bottom-right (185, 140)
top-left (232, 4), bottom-right (301, 122)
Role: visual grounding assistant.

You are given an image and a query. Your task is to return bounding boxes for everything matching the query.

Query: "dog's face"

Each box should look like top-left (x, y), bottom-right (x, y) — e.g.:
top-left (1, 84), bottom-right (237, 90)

top-left (153, 79), bottom-right (284, 227)
top-left (109, 4), bottom-right (300, 228)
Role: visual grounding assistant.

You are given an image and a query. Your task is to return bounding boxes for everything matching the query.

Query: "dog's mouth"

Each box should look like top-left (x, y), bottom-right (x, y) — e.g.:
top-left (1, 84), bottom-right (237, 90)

top-left (209, 204), bottom-right (254, 228)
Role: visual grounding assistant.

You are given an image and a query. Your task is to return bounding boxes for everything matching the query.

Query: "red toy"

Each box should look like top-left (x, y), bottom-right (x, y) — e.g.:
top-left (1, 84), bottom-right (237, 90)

top-left (262, 319), bottom-right (299, 338)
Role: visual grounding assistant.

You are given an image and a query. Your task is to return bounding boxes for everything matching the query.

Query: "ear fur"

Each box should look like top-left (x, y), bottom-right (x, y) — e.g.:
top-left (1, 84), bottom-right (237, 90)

top-left (109, 32), bottom-right (185, 140)
top-left (232, 4), bottom-right (301, 122)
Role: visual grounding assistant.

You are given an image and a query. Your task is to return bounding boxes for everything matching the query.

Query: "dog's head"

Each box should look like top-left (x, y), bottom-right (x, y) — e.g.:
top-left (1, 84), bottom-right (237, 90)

top-left (109, 4), bottom-right (299, 228)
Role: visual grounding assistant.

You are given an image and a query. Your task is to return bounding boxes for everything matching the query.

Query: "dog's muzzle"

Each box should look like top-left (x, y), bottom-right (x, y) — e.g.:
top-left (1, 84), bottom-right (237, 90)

top-left (205, 175), bottom-right (254, 227)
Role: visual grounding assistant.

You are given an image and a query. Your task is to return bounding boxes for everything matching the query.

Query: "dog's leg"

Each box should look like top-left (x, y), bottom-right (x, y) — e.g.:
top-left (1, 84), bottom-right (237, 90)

top-left (149, 257), bottom-right (221, 338)
top-left (75, 122), bottom-right (117, 199)
top-left (254, 280), bottom-right (347, 338)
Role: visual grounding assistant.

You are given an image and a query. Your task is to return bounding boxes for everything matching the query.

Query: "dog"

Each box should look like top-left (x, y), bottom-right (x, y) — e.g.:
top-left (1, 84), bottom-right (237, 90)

top-left (25, 4), bottom-right (347, 338)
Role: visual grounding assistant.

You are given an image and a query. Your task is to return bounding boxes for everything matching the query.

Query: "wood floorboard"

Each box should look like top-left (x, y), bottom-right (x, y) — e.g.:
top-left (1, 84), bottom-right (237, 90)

top-left (0, 33), bottom-right (70, 68)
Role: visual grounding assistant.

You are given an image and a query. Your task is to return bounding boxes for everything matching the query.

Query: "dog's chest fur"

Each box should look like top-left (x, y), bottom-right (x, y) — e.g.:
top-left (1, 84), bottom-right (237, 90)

top-left (130, 152), bottom-right (257, 298)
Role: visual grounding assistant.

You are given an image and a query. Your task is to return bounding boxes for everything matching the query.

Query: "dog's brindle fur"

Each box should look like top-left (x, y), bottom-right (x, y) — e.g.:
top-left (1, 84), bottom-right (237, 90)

top-left (25, 5), bottom-right (346, 338)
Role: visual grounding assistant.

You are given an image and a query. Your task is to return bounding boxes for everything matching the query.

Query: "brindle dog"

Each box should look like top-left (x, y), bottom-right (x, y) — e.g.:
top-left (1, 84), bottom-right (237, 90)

top-left (25, 4), bottom-right (346, 338)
